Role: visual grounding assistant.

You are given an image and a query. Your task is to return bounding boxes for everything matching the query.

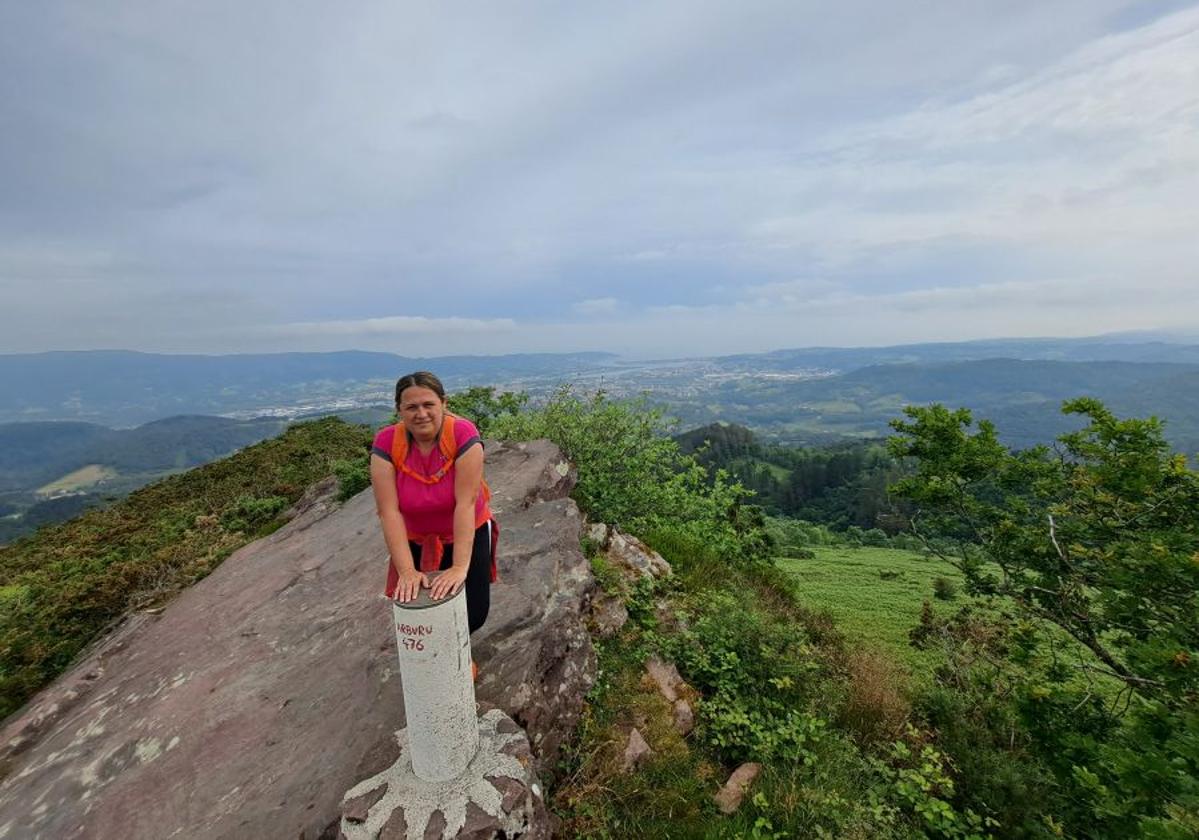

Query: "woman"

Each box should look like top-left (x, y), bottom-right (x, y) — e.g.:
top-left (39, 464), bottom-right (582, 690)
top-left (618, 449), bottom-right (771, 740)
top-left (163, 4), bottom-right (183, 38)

top-left (370, 371), bottom-right (495, 651)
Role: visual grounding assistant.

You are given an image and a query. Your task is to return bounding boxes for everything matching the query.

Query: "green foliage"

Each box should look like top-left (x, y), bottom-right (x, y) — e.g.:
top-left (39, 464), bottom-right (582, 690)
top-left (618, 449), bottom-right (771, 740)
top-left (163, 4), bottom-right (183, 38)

top-left (446, 385), bottom-right (528, 435)
top-left (933, 576), bottom-right (957, 601)
top-left (218, 494), bottom-right (289, 533)
top-left (0, 418), bottom-right (372, 719)
top-left (889, 399), bottom-right (1199, 836)
top-left (667, 589), bottom-right (827, 764)
top-left (491, 387), bottom-right (764, 560)
top-left (872, 737), bottom-right (997, 839)
top-left (332, 457), bottom-right (371, 501)
top-left (556, 530), bottom-right (931, 839)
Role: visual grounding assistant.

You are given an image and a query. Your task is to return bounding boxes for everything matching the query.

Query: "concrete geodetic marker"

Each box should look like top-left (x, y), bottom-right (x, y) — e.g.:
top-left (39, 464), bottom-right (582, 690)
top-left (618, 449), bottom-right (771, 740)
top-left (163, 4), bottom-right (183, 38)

top-left (339, 708), bottom-right (548, 840)
top-left (392, 574), bottom-right (479, 782)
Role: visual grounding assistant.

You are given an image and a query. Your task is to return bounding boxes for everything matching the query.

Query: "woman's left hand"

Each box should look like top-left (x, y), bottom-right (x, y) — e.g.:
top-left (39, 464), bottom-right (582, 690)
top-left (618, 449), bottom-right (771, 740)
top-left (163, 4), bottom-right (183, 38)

top-left (430, 565), bottom-right (468, 600)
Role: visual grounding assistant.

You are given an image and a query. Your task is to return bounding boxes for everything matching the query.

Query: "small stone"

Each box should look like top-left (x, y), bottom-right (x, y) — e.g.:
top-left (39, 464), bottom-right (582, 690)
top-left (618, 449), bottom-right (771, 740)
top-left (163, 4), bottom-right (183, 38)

top-left (645, 658), bottom-right (682, 702)
top-left (622, 728), bottom-right (653, 773)
top-left (673, 699), bottom-right (694, 736)
top-left (488, 775), bottom-right (527, 812)
top-left (592, 594), bottom-right (628, 638)
top-left (606, 528), bottom-right (671, 580)
top-left (714, 762), bottom-right (763, 814)
top-left (586, 523), bottom-right (611, 548)
top-left (457, 801), bottom-right (501, 839)
top-left (377, 806), bottom-right (408, 840)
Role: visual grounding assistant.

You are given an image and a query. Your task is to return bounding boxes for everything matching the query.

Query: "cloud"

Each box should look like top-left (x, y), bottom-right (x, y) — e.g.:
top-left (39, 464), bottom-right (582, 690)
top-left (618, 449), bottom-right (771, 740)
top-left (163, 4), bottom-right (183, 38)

top-left (746, 5), bottom-right (1199, 271)
top-left (1, 1), bottom-right (1196, 355)
top-left (572, 297), bottom-right (619, 316)
top-left (268, 316), bottom-right (518, 338)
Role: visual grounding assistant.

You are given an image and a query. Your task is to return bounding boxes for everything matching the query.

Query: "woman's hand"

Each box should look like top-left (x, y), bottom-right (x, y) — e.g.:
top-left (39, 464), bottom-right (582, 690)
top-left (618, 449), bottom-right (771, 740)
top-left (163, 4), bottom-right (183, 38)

top-left (391, 567), bottom-right (428, 603)
top-left (430, 565), bottom-right (468, 601)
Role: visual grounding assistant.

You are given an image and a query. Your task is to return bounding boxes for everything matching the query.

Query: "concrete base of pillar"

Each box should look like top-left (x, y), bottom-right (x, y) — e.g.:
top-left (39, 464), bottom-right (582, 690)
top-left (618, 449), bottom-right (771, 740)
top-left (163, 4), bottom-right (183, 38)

top-left (339, 709), bottom-right (550, 840)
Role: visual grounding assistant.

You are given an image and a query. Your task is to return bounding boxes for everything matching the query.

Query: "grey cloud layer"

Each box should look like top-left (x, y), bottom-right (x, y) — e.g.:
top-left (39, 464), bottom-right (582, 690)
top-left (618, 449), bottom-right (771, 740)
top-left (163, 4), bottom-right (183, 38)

top-left (1, 1), bottom-right (1196, 355)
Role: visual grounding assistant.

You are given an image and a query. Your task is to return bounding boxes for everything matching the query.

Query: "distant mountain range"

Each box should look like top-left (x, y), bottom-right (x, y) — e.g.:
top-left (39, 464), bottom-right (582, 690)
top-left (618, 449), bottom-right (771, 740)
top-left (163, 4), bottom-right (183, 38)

top-left (0, 350), bottom-right (616, 427)
top-left (664, 358), bottom-right (1199, 455)
top-left (4, 337), bottom-right (1199, 427)
top-left (4, 334), bottom-right (1199, 543)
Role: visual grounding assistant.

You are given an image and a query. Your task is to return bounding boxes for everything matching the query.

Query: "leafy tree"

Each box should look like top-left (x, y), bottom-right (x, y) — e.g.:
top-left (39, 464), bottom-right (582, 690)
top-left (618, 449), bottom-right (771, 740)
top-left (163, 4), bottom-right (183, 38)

top-left (447, 386), bottom-right (528, 435)
top-left (889, 399), bottom-right (1199, 837)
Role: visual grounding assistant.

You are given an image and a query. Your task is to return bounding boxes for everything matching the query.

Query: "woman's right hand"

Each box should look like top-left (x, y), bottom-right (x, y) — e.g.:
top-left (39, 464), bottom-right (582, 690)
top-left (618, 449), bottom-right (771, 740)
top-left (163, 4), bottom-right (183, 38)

top-left (391, 567), bottom-right (428, 602)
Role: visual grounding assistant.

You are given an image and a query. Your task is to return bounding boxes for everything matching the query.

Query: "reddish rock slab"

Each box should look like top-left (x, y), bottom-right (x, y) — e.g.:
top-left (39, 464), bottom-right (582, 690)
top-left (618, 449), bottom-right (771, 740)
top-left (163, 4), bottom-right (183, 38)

top-left (0, 439), bottom-right (593, 840)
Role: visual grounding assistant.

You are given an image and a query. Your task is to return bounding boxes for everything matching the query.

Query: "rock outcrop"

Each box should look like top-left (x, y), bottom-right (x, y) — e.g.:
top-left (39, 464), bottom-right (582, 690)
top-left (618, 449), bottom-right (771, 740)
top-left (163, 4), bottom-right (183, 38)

top-left (0, 439), bottom-right (594, 840)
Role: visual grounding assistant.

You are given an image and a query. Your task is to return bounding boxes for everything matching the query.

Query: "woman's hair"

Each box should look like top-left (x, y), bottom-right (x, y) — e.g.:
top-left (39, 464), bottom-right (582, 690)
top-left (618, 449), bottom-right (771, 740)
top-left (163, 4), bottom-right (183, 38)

top-left (395, 371), bottom-right (446, 405)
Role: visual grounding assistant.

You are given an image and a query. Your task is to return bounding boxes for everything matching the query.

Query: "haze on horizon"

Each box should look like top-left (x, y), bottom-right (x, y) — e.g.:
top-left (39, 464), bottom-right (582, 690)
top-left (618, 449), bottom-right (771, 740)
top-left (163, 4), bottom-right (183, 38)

top-left (2, 1), bottom-right (1198, 360)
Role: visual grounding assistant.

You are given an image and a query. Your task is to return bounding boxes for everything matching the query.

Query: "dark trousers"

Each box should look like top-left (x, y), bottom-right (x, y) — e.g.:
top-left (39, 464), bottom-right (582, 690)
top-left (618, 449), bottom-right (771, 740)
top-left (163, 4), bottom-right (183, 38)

top-left (410, 521), bottom-right (491, 633)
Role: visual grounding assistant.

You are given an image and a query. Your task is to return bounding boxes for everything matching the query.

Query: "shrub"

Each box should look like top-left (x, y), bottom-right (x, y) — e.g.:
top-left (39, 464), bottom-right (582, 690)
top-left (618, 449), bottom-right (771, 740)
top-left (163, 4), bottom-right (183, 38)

top-left (490, 387), bottom-right (765, 560)
top-left (219, 494), bottom-right (289, 533)
top-left (932, 576), bottom-right (957, 601)
top-left (332, 457), bottom-right (371, 501)
top-left (891, 399), bottom-right (1199, 837)
top-left (839, 651), bottom-right (911, 745)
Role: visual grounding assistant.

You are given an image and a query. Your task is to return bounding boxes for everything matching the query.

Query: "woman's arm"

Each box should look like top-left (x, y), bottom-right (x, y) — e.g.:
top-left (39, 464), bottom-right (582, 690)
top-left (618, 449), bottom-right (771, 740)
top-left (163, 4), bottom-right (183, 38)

top-left (429, 444), bottom-right (483, 600)
top-left (370, 453), bottom-right (424, 600)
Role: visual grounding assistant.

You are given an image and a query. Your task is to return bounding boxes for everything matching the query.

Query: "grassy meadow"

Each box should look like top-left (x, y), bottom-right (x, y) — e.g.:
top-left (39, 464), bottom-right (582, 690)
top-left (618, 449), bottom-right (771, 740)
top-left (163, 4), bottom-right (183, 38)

top-left (776, 546), bottom-right (965, 677)
top-left (35, 464), bottom-right (118, 496)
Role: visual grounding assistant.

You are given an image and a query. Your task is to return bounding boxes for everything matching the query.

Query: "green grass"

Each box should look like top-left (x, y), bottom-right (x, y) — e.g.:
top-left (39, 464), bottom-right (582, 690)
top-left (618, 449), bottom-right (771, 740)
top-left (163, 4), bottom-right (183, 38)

top-left (776, 546), bottom-right (964, 678)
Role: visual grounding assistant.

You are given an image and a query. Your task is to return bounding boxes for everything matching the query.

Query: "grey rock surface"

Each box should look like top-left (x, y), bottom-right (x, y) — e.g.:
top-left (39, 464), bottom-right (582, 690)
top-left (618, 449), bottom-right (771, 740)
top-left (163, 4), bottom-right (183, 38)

top-left (672, 699), bottom-right (695, 737)
top-left (590, 525), bottom-right (670, 580)
top-left (644, 658), bottom-right (683, 703)
top-left (588, 593), bottom-right (628, 639)
top-left (0, 439), bottom-right (594, 840)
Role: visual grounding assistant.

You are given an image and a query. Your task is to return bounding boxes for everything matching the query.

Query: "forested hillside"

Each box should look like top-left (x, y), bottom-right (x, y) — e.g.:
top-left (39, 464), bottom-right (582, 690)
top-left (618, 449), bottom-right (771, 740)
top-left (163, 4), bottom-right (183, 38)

top-left (676, 421), bottom-right (909, 531)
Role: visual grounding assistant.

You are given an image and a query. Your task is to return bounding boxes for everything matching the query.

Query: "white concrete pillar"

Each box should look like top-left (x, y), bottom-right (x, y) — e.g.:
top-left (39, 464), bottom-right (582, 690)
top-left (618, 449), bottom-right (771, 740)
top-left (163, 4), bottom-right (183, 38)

top-left (392, 572), bottom-right (479, 781)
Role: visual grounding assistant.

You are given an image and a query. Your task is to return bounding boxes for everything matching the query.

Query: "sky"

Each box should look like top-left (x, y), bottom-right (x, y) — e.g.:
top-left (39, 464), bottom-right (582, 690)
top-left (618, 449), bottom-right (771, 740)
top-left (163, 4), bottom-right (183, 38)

top-left (1, 0), bottom-right (1197, 359)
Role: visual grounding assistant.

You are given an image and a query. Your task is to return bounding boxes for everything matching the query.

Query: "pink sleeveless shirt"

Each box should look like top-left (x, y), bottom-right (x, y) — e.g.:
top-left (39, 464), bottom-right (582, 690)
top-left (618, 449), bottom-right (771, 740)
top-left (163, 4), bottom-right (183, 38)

top-left (371, 416), bottom-right (487, 539)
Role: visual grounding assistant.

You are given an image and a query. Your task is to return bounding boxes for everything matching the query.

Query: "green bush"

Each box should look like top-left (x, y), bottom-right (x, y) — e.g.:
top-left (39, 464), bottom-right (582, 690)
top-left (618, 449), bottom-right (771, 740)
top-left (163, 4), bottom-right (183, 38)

top-left (490, 387), bottom-right (765, 560)
top-left (332, 457), bottom-right (371, 501)
top-left (891, 399), bottom-right (1199, 837)
top-left (932, 576), bottom-right (957, 601)
top-left (219, 494), bottom-right (289, 533)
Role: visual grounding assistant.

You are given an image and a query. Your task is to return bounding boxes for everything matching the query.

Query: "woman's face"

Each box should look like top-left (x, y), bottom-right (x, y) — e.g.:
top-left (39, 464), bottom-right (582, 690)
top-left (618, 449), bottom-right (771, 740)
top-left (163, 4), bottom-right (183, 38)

top-left (398, 385), bottom-right (446, 439)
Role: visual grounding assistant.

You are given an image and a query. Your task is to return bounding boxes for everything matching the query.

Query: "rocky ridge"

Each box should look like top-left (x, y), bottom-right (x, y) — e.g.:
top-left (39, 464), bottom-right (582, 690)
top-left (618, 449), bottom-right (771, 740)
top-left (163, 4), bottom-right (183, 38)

top-left (0, 439), bottom-right (594, 840)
